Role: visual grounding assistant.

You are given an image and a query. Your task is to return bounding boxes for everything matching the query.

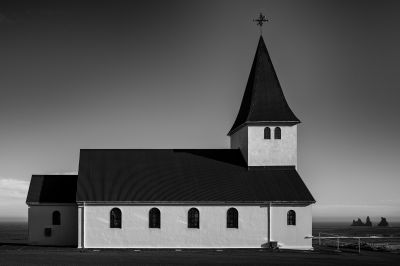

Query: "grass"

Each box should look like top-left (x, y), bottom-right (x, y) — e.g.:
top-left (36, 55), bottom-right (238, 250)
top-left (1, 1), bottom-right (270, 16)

top-left (0, 245), bottom-right (399, 265)
top-left (1, 221), bottom-right (399, 265)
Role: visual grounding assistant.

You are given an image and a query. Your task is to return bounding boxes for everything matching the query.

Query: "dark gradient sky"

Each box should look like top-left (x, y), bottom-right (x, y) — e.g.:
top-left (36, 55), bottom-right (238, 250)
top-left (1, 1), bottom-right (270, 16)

top-left (1, 0), bottom-right (400, 221)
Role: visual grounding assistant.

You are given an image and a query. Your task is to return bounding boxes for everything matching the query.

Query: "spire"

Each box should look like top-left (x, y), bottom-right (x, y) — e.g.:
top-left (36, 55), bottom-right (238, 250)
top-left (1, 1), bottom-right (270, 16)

top-left (228, 36), bottom-right (300, 136)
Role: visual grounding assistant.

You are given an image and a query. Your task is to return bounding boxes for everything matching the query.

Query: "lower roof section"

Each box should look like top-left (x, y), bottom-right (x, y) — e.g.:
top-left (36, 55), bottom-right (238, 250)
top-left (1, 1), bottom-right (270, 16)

top-left (77, 149), bottom-right (315, 203)
top-left (26, 175), bottom-right (78, 204)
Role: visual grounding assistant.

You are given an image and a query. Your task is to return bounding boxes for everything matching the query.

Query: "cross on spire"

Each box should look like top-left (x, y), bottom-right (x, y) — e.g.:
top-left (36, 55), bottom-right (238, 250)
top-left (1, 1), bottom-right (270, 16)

top-left (253, 13), bottom-right (268, 35)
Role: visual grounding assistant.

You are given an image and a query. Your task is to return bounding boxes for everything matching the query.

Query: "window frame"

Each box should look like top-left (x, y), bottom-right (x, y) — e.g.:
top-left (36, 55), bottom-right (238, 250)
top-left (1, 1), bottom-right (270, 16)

top-left (52, 210), bottom-right (61, 225)
top-left (149, 208), bottom-right (161, 229)
top-left (110, 208), bottom-right (122, 229)
top-left (287, 210), bottom-right (296, 226)
top-left (264, 127), bottom-right (271, 139)
top-left (274, 127), bottom-right (281, 139)
top-left (188, 208), bottom-right (200, 229)
top-left (226, 208), bottom-right (239, 229)
top-left (44, 227), bottom-right (52, 237)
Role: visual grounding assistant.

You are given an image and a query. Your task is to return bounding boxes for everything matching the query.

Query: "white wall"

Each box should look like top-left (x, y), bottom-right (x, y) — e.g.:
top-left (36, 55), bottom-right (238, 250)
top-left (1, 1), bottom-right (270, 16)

top-left (82, 205), bottom-right (269, 248)
top-left (248, 125), bottom-right (297, 167)
top-left (230, 125), bottom-right (297, 167)
top-left (28, 204), bottom-right (78, 246)
top-left (270, 205), bottom-right (312, 250)
top-left (80, 204), bottom-right (313, 249)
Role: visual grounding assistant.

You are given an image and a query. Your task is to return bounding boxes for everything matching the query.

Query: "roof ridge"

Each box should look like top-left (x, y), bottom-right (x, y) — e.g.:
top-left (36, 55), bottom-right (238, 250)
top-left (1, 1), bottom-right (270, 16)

top-left (245, 36), bottom-right (263, 123)
top-left (79, 148), bottom-right (237, 151)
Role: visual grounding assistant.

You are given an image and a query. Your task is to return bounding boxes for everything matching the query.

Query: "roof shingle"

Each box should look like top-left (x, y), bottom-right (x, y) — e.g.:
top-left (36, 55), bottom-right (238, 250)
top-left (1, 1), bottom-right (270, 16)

top-left (77, 149), bottom-right (314, 204)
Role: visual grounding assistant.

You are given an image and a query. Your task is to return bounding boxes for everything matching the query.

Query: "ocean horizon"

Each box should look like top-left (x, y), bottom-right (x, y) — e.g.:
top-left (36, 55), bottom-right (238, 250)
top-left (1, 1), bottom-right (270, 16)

top-left (1, 220), bottom-right (399, 245)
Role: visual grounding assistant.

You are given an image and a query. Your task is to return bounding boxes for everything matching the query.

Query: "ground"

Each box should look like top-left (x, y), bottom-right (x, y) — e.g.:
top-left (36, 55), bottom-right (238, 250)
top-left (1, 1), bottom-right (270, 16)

top-left (0, 245), bottom-right (399, 265)
top-left (1, 222), bottom-right (399, 265)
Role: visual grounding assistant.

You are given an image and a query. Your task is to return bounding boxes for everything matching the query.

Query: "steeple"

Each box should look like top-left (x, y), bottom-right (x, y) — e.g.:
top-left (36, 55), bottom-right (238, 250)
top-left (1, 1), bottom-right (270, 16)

top-left (228, 36), bottom-right (300, 136)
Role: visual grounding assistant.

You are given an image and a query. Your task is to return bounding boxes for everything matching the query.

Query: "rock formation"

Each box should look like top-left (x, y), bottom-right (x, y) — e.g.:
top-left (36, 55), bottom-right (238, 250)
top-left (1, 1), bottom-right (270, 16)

top-left (378, 217), bottom-right (389, 227)
top-left (351, 216), bottom-right (372, 226)
top-left (365, 216), bottom-right (372, 226)
top-left (351, 218), bottom-right (365, 226)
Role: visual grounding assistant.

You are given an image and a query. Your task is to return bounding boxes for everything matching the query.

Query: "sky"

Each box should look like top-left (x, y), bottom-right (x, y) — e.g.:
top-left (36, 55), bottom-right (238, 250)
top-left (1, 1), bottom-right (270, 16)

top-left (0, 0), bottom-right (399, 223)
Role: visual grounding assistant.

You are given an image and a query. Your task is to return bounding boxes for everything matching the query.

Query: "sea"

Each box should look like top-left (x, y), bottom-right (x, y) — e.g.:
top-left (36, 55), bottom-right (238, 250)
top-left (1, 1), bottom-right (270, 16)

top-left (0, 221), bottom-right (28, 244)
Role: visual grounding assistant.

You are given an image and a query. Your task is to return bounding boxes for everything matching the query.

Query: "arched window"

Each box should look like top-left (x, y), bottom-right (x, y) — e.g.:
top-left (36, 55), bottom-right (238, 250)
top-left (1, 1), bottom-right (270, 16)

top-left (149, 208), bottom-right (161, 228)
top-left (264, 127), bottom-right (271, 139)
top-left (110, 208), bottom-right (122, 228)
top-left (188, 208), bottom-right (199, 228)
top-left (52, 211), bottom-right (61, 225)
top-left (287, 210), bottom-right (296, 225)
top-left (227, 208), bottom-right (238, 228)
top-left (274, 127), bottom-right (281, 139)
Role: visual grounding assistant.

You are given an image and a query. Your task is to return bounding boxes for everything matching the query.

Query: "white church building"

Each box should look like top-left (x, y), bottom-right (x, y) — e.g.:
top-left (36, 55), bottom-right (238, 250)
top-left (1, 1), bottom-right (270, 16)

top-left (26, 35), bottom-right (315, 250)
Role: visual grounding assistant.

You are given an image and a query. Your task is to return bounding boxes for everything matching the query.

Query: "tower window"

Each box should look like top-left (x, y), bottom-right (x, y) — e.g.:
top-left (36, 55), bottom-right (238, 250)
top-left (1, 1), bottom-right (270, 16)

top-left (188, 208), bottom-right (200, 228)
top-left (52, 211), bottom-right (61, 225)
top-left (264, 127), bottom-right (271, 139)
top-left (227, 208), bottom-right (239, 228)
top-left (287, 210), bottom-right (296, 225)
top-left (149, 208), bottom-right (161, 228)
top-left (274, 127), bottom-right (281, 139)
top-left (110, 208), bottom-right (122, 228)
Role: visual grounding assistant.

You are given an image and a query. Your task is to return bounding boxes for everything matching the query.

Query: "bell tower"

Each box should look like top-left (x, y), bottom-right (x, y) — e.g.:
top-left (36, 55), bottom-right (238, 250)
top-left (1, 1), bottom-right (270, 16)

top-left (228, 35), bottom-right (300, 167)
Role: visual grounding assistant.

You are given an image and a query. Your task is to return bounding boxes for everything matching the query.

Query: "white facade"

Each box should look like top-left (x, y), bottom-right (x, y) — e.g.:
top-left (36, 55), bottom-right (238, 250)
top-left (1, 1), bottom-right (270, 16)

top-left (270, 205), bottom-right (312, 249)
top-left (77, 204), bottom-right (312, 249)
top-left (231, 125), bottom-right (297, 167)
top-left (28, 204), bottom-right (78, 246)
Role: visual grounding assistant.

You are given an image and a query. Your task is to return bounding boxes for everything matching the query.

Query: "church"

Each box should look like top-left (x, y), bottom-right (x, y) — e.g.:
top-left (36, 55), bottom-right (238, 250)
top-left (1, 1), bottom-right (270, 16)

top-left (26, 30), bottom-right (315, 249)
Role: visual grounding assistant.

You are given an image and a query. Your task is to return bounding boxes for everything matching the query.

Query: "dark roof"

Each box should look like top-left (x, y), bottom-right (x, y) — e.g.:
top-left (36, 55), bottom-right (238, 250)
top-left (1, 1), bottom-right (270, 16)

top-left (228, 36), bottom-right (300, 135)
top-left (26, 175), bottom-right (78, 204)
top-left (77, 149), bottom-right (314, 203)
